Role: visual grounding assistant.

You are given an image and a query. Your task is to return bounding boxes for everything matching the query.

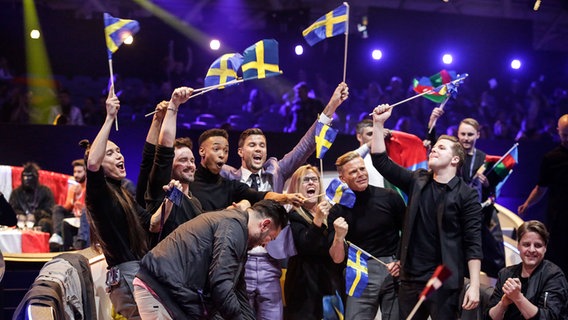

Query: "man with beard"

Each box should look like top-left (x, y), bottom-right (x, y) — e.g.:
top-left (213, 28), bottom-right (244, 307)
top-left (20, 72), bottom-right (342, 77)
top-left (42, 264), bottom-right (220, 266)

top-left (9, 162), bottom-right (55, 233)
top-left (133, 200), bottom-right (288, 319)
top-left (49, 159), bottom-right (87, 251)
top-left (220, 82), bottom-right (348, 320)
top-left (190, 128), bottom-right (304, 212)
top-left (136, 87), bottom-right (202, 248)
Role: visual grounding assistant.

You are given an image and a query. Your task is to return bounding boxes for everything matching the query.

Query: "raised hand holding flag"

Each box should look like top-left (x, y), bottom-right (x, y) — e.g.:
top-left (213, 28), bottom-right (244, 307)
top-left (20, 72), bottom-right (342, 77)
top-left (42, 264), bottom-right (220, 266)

top-left (103, 13), bottom-right (140, 130)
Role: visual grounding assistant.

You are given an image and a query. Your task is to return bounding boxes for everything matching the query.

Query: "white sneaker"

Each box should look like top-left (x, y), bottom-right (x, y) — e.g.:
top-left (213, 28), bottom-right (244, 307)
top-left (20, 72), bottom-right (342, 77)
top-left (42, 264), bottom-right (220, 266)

top-left (49, 233), bottom-right (63, 245)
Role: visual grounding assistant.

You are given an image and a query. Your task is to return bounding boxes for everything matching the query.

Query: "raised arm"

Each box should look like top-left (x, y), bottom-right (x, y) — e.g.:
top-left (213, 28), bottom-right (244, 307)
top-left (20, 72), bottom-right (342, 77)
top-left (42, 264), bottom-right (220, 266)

top-left (370, 104), bottom-right (393, 155)
top-left (158, 86), bottom-right (193, 147)
top-left (87, 88), bottom-right (118, 171)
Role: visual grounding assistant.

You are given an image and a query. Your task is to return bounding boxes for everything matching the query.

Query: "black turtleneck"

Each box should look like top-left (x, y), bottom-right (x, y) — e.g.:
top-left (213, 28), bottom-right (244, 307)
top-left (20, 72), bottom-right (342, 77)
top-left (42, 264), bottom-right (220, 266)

top-left (328, 186), bottom-right (405, 258)
top-left (191, 164), bottom-right (267, 212)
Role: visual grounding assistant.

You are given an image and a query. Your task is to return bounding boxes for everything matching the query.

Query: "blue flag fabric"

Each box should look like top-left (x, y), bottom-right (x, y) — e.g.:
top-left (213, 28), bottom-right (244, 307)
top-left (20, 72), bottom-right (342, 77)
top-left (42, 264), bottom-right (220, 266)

top-left (165, 187), bottom-right (183, 206)
top-left (241, 39), bottom-right (281, 80)
top-left (204, 53), bottom-right (244, 88)
top-left (302, 4), bottom-right (348, 46)
top-left (104, 13), bottom-right (140, 59)
top-left (322, 290), bottom-right (345, 320)
top-left (326, 178), bottom-right (356, 208)
top-left (315, 122), bottom-right (338, 159)
top-left (346, 244), bottom-right (369, 297)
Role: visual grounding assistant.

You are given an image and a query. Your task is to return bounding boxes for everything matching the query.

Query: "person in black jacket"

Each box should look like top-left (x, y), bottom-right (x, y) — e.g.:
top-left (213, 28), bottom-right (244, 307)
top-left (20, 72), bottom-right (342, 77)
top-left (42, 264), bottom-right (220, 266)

top-left (133, 199), bottom-right (288, 319)
top-left (0, 191), bottom-right (16, 226)
top-left (371, 104), bottom-right (482, 320)
top-left (487, 220), bottom-right (568, 319)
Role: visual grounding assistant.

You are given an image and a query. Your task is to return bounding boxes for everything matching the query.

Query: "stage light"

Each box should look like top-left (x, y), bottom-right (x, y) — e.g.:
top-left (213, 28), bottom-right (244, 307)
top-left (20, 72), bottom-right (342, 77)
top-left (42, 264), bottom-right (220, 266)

top-left (511, 59), bottom-right (521, 70)
top-left (533, 0), bottom-right (541, 11)
top-left (210, 39), bottom-right (220, 50)
top-left (30, 29), bottom-right (40, 39)
top-left (295, 45), bottom-right (303, 56)
top-left (123, 35), bottom-right (134, 45)
top-left (371, 49), bottom-right (382, 60)
top-left (442, 54), bottom-right (453, 64)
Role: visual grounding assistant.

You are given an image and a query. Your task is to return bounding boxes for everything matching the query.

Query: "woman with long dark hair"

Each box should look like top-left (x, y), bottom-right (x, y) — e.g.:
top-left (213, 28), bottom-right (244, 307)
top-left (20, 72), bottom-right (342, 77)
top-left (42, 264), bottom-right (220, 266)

top-left (82, 89), bottom-right (152, 319)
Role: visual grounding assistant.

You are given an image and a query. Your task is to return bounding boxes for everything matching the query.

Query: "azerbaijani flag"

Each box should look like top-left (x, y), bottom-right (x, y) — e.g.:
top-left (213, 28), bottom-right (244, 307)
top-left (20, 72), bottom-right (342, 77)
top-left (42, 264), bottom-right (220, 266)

top-left (483, 144), bottom-right (519, 198)
top-left (383, 130), bottom-right (428, 203)
top-left (412, 70), bottom-right (457, 103)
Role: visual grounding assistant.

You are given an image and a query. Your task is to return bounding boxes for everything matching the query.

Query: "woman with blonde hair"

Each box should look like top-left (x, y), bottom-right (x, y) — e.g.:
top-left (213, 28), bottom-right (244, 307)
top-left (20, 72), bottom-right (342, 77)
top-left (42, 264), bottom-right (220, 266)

top-left (284, 165), bottom-right (344, 320)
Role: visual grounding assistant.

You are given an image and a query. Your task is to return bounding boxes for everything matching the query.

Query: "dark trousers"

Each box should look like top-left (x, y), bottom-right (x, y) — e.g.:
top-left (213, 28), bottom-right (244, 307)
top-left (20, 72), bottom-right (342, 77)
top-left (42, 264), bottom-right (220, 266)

top-left (398, 281), bottom-right (461, 320)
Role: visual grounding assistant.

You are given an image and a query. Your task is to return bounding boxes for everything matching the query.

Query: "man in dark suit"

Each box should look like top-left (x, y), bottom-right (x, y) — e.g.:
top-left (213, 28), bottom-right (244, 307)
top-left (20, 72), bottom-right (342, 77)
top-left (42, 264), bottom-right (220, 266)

top-left (370, 104), bottom-right (483, 320)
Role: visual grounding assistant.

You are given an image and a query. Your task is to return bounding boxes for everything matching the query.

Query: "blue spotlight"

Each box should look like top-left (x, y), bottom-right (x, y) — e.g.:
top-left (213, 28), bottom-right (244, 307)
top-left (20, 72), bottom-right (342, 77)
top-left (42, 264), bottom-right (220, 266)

top-left (511, 59), bottom-right (521, 70)
top-left (442, 54), bottom-right (453, 64)
top-left (295, 45), bottom-right (303, 56)
top-left (371, 49), bottom-right (382, 60)
top-left (210, 39), bottom-right (220, 50)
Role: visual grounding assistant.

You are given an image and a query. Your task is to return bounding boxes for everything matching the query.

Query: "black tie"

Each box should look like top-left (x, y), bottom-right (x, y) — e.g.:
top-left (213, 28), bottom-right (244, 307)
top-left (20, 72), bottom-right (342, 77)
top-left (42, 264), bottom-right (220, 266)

top-left (250, 174), bottom-right (259, 191)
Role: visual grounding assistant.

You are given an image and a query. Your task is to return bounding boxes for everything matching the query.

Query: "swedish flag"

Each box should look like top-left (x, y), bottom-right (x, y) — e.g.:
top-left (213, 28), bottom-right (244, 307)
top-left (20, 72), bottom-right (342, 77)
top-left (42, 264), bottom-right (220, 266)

top-left (302, 4), bottom-right (348, 46)
top-left (346, 244), bottom-right (368, 297)
top-left (204, 53), bottom-right (243, 88)
top-left (325, 178), bottom-right (356, 208)
top-left (322, 290), bottom-right (345, 320)
top-left (104, 13), bottom-right (140, 59)
top-left (241, 39), bottom-right (281, 80)
top-left (315, 122), bottom-right (338, 159)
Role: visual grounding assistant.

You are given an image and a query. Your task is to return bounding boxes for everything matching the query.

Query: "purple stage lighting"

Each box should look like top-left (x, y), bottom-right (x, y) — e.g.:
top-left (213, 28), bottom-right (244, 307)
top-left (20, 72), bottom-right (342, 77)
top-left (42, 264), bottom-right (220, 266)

top-left (210, 39), bottom-right (221, 50)
top-left (371, 49), bottom-right (382, 60)
top-left (442, 54), bottom-right (453, 64)
top-left (511, 59), bottom-right (521, 70)
top-left (295, 45), bottom-right (304, 56)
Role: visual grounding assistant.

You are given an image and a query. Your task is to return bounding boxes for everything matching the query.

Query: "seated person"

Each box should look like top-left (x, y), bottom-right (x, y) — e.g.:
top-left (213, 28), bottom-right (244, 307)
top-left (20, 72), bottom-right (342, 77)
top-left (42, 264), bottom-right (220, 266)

top-left (50, 159), bottom-right (86, 251)
top-left (486, 220), bottom-right (568, 319)
top-left (9, 162), bottom-right (55, 233)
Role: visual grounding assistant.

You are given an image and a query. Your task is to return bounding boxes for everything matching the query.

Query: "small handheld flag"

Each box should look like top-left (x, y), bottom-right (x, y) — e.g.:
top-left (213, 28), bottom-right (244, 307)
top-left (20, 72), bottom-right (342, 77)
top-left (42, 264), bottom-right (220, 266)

top-left (104, 13), bottom-right (140, 60)
top-left (419, 265), bottom-right (452, 299)
top-left (482, 143), bottom-right (519, 198)
top-left (412, 70), bottom-right (457, 103)
top-left (326, 178), bottom-right (356, 208)
top-left (322, 290), bottom-right (345, 320)
top-left (406, 265), bottom-right (452, 320)
top-left (165, 187), bottom-right (183, 206)
top-left (204, 53), bottom-right (244, 89)
top-left (241, 39), bottom-right (281, 80)
top-left (315, 122), bottom-right (338, 159)
top-left (345, 244), bottom-right (369, 297)
top-left (302, 4), bottom-right (348, 46)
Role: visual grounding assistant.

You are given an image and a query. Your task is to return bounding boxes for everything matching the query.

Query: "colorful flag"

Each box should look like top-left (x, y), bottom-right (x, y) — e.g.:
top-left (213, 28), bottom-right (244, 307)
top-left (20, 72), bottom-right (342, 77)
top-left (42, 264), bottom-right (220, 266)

top-left (419, 265), bottom-right (452, 299)
top-left (315, 122), bottom-right (338, 159)
top-left (241, 39), bottom-right (281, 80)
top-left (326, 178), bottom-right (356, 208)
top-left (302, 4), bottom-right (348, 46)
top-left (104, 13), bottom-right (140, 59)
top-left (322, 290), bottom-right (345, 320)
top-left (204, 53), bottom-right (244, 88)
top-left (383, 130), bottom-right (428, 203)
top-left (483, 144), bottom-right (519, 198)
top-left (412, 70), bottom-right (457, 103)
top-left (346, 244), bottom-right (369, 297)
